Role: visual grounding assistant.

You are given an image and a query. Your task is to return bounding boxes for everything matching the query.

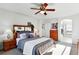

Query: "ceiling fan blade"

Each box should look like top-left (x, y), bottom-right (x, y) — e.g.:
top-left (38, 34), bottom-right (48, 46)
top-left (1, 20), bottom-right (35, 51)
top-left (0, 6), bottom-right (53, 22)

top-left (35, 11), bottom-right (41, 14)
top-left (31, 8), bottom-right (40, 10)
top-left (46, 9), bottom-right (55, 11)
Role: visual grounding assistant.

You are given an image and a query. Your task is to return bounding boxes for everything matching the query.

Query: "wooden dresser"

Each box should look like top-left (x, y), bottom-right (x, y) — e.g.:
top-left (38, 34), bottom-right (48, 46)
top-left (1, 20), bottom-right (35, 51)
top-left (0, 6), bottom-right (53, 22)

top-left (3, 39), bottom-right (16, 51)
top-left (50, 29), bottom-right (58, 41)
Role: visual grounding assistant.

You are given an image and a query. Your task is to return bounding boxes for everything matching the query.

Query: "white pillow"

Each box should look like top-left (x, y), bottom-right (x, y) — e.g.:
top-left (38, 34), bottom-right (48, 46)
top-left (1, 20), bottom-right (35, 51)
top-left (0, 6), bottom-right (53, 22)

top-left (20, 33), bottom-right (26, 39)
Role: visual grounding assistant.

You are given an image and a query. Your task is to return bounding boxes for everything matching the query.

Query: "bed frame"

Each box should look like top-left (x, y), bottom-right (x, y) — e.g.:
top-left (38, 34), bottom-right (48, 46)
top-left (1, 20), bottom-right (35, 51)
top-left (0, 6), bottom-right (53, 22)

top-left (13, 25), bottom-right (34, 40)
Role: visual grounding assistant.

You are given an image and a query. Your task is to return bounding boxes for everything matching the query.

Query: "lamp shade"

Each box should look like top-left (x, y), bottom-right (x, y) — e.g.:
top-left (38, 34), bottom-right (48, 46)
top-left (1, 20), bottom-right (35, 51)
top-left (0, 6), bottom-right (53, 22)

top-left (40, 11), bottom-right (44, 14)
top-left (3, 29), bottom-right (13, 40)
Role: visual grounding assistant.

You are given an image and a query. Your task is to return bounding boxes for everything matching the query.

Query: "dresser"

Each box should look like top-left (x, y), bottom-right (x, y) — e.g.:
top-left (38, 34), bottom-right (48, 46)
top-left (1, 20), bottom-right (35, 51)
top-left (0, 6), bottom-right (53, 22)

top-left (50, 29), bottom-right (58, 41)
top-left (3, 39), bottom-right (16, 51)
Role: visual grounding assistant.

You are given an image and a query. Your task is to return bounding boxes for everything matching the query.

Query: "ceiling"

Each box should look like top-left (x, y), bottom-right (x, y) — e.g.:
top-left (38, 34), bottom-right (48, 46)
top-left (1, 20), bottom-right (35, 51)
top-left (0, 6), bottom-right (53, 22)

top-left (0, 3), bottom-right (79, 19)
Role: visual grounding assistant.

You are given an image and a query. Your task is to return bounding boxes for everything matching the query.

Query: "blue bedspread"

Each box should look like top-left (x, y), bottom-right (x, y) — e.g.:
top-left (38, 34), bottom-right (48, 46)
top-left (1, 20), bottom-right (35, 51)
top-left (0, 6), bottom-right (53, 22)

top-left (17, 38), bottom-right (38, 50)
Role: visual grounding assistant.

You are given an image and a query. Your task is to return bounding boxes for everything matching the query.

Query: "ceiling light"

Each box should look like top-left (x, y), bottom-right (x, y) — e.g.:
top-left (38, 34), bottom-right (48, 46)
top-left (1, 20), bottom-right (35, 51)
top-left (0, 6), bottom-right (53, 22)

top-left (40, 11), bottom-right (44, 14)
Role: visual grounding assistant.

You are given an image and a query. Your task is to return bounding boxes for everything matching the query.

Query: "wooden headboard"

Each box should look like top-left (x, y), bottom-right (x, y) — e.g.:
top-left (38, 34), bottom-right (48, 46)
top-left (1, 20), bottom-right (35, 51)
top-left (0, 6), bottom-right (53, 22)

top-left (13, 25), bottom-right (34, 40)
top-left (13, 25), bottom-right (34, 33)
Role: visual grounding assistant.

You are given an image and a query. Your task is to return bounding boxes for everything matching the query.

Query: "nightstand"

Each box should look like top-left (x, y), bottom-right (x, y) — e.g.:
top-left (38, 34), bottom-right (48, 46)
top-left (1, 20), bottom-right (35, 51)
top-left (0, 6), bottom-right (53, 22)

top-left (3, 39), bottom-right (16, 51)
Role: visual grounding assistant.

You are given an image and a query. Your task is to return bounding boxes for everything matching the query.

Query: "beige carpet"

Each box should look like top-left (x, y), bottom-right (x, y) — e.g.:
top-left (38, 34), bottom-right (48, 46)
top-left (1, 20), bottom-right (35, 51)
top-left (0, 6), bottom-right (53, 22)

top-left (70, 44), bottom-right (78, 55)
top-left (0, 48), bottom-right (22, 55)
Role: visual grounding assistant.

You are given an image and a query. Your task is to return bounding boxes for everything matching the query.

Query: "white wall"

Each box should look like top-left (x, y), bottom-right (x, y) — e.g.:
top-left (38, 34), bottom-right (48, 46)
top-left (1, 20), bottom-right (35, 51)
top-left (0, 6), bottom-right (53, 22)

top-left (41, 14), bottom-right (79, 44)
top-left (41, 18), bottom-right (58, 37)
top-left (58, 13), bottom-right (79, 44)
top-left (1, 8), bottom-right (79, 44)
top-left (0, 9), bottom-right (42, 39)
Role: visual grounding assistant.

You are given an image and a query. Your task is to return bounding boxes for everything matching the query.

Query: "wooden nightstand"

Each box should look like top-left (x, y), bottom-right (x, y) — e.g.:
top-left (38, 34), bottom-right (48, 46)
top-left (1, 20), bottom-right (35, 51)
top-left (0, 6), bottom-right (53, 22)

top-left (3, 39), bottom-right (16, 51)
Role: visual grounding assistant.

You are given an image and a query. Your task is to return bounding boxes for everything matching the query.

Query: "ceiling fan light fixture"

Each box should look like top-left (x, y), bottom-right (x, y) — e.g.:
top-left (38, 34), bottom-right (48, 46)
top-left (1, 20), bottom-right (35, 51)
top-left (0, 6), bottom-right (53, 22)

top-left (44, 12), bottom-right (47, 15)
top-left (40, 11), bottom-right (44, 14)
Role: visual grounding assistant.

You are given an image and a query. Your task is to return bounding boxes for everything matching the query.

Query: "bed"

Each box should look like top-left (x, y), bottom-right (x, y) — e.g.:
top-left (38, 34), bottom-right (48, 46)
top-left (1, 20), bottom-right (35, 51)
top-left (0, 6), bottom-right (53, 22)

top-left (13, 25), bottom-right (72, 55)
top-left (23, 38), bottom-right (72, 55)
top-left (16, 37), bottom-right (72, 55)
top-left (13, 25), bottom-right (54, 55)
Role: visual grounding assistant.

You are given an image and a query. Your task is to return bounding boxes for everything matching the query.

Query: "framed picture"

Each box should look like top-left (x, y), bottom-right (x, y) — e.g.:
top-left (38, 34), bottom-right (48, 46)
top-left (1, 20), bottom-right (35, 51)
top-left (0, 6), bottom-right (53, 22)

top-left (51, 23), bottom-right (58, 29)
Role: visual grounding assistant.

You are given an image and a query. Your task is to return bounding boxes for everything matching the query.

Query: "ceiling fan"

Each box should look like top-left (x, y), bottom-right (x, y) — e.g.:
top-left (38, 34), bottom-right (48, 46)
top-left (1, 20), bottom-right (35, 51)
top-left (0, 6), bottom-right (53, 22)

top-left (31, 3), bottom-right (55, 15)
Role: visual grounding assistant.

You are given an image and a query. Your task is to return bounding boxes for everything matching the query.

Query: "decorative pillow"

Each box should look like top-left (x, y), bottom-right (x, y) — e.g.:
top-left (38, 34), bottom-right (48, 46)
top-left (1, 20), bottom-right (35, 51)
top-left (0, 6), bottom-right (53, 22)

top-left (16, 31), bottom-right (24, 38)
top-left (26, 33), bottom-right (31, 38)
top-left (28, 33), bottom-right (34, 38)
top-left (16, 31), bottom-right (32, 38)
top-left (20, 33), bottom-right (27, 39)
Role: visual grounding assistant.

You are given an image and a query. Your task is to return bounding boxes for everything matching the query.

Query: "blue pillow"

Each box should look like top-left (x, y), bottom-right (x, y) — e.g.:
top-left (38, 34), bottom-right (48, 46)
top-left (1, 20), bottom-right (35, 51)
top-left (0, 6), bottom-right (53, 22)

top-left (16, 31), bottom-right (34, 38)
top-left (28, 33), bottom-right (34, 38)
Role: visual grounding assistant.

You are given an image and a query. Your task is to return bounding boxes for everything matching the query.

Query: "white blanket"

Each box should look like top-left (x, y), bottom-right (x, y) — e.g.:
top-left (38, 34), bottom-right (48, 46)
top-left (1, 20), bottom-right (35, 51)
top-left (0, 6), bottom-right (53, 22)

top-left (23, 37), bottom-right (51, 55)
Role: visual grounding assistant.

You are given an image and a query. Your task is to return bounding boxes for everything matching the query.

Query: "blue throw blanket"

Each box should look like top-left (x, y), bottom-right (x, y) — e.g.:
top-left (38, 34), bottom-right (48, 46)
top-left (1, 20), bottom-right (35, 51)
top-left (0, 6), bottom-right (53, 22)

top-left (32, 39), bottom-right (53, 55)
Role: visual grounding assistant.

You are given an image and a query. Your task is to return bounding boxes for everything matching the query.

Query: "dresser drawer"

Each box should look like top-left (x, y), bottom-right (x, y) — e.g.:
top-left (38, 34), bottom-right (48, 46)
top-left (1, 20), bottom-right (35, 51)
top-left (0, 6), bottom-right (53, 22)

top-left (3, 39), bottom-right (16, 51)
top-left (3, 41), bottom-right (9, 46)
top-left (3, 45), bottom-right (10, 51)
top-left (10, 44), bottom-right (16, 49)
top-left (50, 30), bottom-right (58, 41)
